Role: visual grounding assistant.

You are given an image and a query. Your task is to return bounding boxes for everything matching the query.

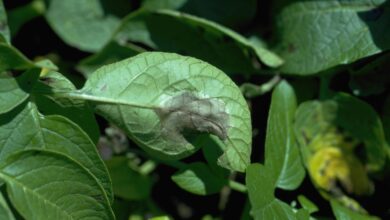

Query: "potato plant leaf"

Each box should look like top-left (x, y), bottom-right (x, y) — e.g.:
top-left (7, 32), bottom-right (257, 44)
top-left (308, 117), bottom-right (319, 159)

top-left (0, 191), bottom-right (14, 220)
top-left (331, 200), bottom-right (379, 220)
top-left (113, 10), bottom-right (283, 75)
top-left (65, 52), bottom-right (252, 172)
top-left (46, 0), bottom-right (120, 52)
top-left (141, 0), bottom-right (257, 29)
top-left (0, 150), bottom-right (115, 220)
top-left (0, 68), bottom-right (39, 114)
top-left (0, 43), bottom-right (35, 72)
top-left (264, 80), bottom-right (305, 190)
top-left (171, 162), bottom-right (227, 195)
top-left (34, 71), bottom-right (100, 143)
top-left (276, 0), bottom-right (390, 75)
top-left (0, 102), bottom-right (113, 202)
top-left (246, 164), bottom-right (308, 220)
top-left (0, 0), bottom-right (10, 43)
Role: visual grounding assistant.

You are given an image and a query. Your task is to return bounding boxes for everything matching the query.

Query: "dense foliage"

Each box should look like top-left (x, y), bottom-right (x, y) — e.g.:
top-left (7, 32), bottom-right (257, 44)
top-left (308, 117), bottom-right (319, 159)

top-left (0, 0), bottom-right (389, 219)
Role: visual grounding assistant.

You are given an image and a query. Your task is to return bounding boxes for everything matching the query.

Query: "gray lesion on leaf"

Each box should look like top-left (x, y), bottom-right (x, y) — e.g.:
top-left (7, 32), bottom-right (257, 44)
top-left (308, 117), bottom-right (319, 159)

top-left (155, 92), bottom-right (229, 144)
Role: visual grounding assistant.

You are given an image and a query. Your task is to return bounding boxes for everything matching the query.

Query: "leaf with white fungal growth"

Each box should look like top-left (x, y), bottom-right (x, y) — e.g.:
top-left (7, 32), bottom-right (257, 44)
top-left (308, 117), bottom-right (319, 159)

top-left (61, 52), bottom-right (252, 172)
top-left (156, 92), bottom-right (229, 142)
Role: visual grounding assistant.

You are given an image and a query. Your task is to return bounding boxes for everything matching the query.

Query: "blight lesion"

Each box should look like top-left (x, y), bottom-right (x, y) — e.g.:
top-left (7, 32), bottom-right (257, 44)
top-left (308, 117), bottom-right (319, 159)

top-left (155, 92), bottom-right (229, 145)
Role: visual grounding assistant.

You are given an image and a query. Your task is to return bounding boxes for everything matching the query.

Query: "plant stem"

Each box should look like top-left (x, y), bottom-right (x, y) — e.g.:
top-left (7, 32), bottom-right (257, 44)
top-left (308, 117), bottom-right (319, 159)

top-left (240, 75), bottom-right (281, 98)
top-left (228, 180), bottom-right (247, 193)
top-left (139, 160), bottom-right (157, 175)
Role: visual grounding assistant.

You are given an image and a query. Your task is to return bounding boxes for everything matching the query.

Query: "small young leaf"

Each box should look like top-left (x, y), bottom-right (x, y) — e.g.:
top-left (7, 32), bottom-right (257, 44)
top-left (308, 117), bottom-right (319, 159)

top-left (276, 0), bottom-right (390, 75)
top-left (330, 200), bottom-right (379, 220)
top-left (0, 150), bottom-right (115, 220)
top-left (0, 68), bottom-right (39, 114)
top-left (105, 156), bottom-right (153, 200)
top-left (0, 191), bottom-right (15, 220)
top-left (297, 195), bottom-right (319, 214)
top-left (171, 162), bottom-right (227, 195)
top-left (0, 102), bottom-right (113, 202)
top-left (74, 52), bottom-right (251, 172)
top-left (264, 80), bottom-right (305, 190)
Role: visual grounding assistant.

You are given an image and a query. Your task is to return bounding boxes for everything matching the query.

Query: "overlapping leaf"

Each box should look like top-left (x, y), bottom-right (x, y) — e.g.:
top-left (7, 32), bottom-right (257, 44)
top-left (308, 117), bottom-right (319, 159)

top-left (112, 10), bottom-right (282, 75)
top-left (0, 101), bottom-right (113, 201)
top-left (66, 52), bottom-right (252, 172)
top-left (46, 0), bottom-right (121, 52)
top-left (141, 0), bottom-right (257, 29)
top-left (276, 0), bottom-right (390, 75)
top-left (0, 150), bottom-right (115, 220)
top-left (264, 80), bottom-right (305, 190)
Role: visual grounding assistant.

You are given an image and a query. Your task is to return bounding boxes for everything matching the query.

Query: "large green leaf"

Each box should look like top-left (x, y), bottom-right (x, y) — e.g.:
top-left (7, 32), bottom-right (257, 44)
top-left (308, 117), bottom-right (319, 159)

top-left (0, 102), bottom-right (113, 201)
top-left (171, 162), bottom-right (227, 195)
top-left (0, 150), bottom-right (114, 219)
top-left (0, 191), bottom-right (14, 220)
top-left (141, 0), bottom-right (257, 29)
top-left (0, 0), bottom-right (10, 43)
top-left (276, 0), bottom-right (390, 75)
top-left (46, 0), bottom-right (121, 52)
top-left (246, 164), bottom-right (307, 220)
top-left (264, 80), bottom-right (305, 190)
top-left (113, 9), bottom-right (283, 75)
top-left (0, 69), bottom-right (39, 114)
top-left (105, 156), bottom-right (153, 200)
top-left (330, 200), bottom-right (379, 220)
top-left (57, 52), bottom-right (252, 172)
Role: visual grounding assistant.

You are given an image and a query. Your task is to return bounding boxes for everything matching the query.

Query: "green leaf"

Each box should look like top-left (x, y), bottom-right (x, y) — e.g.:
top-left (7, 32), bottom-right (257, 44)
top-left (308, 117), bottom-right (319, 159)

top-left (0, 0), bottom-right (10, 43)
top-left (46, 0), bottom-right (120, 52)
top-left (105, 156), bottom-right (153, 200)
top-left (330, 200), bottom-right (379, 220)
top-left (141, 0), bottom-right (257, 29)
top-left (77, 41), bottom-right (141, 77)
top-left (0, 102), bottom-right (113, 202)
top-left (264, 80), bottom-right (305, 190)
top-left (333, 93), bottom-right (387, 171)
top-left (171, 162), bottom-right (227, 195)
top-left (0, 191), bottom-right (15, 220)
top-left (113, 10), bottom-right (283, 75)
top-left (0, 68), bottom-right (39, 114)
top-left (246, 164), bottom-right (303, 220)
top-left (0, 43), bottom-right (35, 72)
top-left (0, 150), bottom-right (115, 219)
top-left (276, 0), bottom-right (390, 75)
top-left (34, 71), bottom-right (100, 143)
top-left (69, 52), bottom-right (251, 172)
top-left (297, 195), bottom-right (318, 214)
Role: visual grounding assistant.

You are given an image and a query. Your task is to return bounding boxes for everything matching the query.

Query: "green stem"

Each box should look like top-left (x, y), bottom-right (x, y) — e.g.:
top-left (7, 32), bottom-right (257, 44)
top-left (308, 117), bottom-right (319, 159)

top-left (240, 75), bottom-right (281, 98)
top-left (139, 160), bottom-right (157, 175)
top-left (228, 180), bottom-right (247, 193)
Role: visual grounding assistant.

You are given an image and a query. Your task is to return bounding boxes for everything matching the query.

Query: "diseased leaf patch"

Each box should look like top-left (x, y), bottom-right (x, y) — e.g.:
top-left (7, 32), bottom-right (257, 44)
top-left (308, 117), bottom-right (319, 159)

top-left (156, 92), bottom-right (229, 144)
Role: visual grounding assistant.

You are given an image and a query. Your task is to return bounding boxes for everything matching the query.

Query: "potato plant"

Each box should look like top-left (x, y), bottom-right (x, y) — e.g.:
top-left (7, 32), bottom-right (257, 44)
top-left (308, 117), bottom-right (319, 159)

top-left (0, 0), bottom-right (389, 219)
